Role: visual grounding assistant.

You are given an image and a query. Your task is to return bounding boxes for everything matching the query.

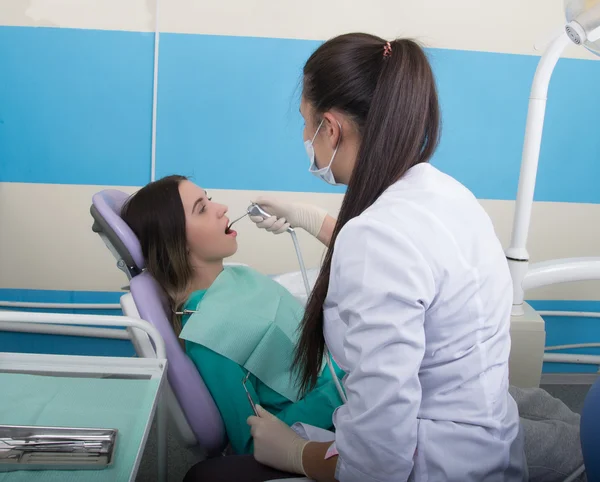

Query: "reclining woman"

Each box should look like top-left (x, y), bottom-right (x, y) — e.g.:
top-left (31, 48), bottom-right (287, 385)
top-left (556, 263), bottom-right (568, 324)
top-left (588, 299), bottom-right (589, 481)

top-left (121, 175), bottom-right (345, 456)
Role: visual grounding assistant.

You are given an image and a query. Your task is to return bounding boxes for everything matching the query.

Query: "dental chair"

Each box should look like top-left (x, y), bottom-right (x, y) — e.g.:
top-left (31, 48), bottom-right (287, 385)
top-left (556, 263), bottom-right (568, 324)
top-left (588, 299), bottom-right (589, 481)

top-left (90, 190), bottom-right (143, 281)
top-left (90, 190), bottom-right (319, 455)
top-left (91, 190), bottom-right (227, 456)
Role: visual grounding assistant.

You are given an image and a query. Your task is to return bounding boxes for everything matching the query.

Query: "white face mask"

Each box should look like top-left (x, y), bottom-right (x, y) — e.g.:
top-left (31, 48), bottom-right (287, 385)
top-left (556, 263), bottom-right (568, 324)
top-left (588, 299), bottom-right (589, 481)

top-left (305, 119), bottom-right (343, 186)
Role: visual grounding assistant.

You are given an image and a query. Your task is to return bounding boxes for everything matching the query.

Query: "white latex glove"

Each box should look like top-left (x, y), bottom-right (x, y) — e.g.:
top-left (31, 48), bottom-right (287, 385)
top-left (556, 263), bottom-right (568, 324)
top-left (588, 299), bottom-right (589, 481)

top-left (248, 405), bottom-right (309, 475)
top-left (250, 196), bottom-right (328, 238)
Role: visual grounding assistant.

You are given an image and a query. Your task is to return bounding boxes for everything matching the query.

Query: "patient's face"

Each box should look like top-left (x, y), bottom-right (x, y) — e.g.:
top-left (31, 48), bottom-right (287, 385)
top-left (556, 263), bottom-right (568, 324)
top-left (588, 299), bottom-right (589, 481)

top-left (178, 181), bottom-right (238, 263)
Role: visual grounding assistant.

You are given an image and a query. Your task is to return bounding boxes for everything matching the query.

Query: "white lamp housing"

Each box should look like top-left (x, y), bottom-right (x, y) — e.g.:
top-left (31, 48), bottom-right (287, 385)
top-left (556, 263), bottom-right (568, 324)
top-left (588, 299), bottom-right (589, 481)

top-left (565, 0), bottom-right (600, 51)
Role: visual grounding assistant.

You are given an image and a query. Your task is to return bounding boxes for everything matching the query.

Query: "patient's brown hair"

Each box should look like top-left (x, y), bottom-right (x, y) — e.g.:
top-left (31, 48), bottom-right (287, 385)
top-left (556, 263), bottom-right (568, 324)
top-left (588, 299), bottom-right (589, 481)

top-left (121, 175), bottom-right (191, 335)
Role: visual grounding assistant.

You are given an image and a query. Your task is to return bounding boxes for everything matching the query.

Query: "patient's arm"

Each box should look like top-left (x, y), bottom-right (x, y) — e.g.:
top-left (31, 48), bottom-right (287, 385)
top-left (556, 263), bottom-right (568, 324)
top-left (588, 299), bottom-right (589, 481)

top-left (186, 341), bottom-right (344, 454)
top-left (186, 341), bottom-right (258, 454)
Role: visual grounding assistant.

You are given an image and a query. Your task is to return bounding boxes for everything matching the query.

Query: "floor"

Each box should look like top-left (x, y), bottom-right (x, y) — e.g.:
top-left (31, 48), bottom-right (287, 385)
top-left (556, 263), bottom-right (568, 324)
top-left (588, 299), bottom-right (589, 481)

top-left (135, 384), bottom-right (592, 482)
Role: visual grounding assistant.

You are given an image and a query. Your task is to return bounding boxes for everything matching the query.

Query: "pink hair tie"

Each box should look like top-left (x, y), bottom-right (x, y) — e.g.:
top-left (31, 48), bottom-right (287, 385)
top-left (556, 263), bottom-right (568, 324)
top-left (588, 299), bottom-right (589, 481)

top-left (383, 41), bottom-right (392, 58)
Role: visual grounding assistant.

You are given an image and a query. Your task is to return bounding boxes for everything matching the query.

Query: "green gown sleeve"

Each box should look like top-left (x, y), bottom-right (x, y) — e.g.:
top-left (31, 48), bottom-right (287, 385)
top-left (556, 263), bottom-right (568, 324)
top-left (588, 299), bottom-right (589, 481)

top-left (271, 360), bottom-right (343, 431)
top-left (185, 340), bottom-right (257, 455)
top-left (186, 340), bottom-right (344, 455)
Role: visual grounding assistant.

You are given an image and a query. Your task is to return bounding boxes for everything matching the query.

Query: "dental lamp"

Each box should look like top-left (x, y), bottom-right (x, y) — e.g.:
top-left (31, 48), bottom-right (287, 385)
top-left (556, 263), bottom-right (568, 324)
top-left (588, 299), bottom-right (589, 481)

top-left (506, 0), bottom-right (600, 387)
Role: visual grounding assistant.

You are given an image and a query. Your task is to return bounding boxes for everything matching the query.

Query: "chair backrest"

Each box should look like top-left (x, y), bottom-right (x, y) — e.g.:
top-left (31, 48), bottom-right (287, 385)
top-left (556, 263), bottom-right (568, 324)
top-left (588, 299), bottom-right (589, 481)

top-left (130, 272), bottom-right (226, 454)
top-left (90, 189), bottom-right (227, 455)
top-left (90, 190), bottom-right (145, 279)
top-left (581, 376), bottom-right (600, 479)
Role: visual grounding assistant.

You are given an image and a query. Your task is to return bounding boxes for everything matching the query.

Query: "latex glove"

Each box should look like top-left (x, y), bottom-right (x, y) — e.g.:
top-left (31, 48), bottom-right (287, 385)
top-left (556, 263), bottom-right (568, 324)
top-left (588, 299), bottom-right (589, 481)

top-left (250, 196), bottom-right (328, 238)
top-left (248, 405), bottom-right (309, 475)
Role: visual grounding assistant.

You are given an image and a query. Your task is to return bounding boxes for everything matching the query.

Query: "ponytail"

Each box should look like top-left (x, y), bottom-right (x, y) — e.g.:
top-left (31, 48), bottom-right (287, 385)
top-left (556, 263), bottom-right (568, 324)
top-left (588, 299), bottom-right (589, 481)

top-left (293, 34), bottom-right (441, 394)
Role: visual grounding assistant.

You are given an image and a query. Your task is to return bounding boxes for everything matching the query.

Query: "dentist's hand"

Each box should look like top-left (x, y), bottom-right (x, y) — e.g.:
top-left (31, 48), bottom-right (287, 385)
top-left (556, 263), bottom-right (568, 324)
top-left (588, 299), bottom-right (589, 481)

top-left (247, 405), bottom-right (308, 475)
top-left (250, 197), bottom-right (328, 238)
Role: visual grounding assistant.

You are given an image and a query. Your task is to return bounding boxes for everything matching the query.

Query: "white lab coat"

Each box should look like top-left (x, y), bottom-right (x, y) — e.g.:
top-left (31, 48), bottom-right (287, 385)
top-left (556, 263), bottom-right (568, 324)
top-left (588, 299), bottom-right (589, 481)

top-left (322, 163), bottom-right (527, 482)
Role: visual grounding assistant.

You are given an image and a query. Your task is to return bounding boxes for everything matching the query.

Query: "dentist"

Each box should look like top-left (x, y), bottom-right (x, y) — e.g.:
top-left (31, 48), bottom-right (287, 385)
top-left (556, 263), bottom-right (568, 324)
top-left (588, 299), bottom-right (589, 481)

top-left (186, 32), bottom-right (527, 482)
top-left (248, 32), bottom-right (527, 482)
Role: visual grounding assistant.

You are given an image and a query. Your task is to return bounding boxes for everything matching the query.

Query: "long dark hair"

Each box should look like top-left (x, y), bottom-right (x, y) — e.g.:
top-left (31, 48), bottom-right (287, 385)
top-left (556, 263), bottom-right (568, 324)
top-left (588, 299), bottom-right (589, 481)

top-left (121, 175), bottom-right (192, 335)
top-left (293, 33), bottom-right (441, 393)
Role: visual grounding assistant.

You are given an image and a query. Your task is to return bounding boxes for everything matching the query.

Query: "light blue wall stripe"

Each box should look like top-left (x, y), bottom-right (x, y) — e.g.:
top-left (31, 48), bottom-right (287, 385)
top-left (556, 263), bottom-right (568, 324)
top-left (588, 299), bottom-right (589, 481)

top-left (155, 34), bottom-right (341, 194)
top-left (159, 35), bottom-right (600, 200)
top-left (0, 288), bottom-right (123, 311)
top-left (0, 26), bottom-right (154, 186)
top-left (0, 331), bottom-right (134, 358)
top-left (1, 27), bottom-right (599, 202)
top-left (530, 300), bottom-right (600, 374)
top-left (0, 289), bottom-right (133, 357)
top-left (432, 50), bottom-right (600, 203)
top-left (1, 289), bottom-right (598, 373)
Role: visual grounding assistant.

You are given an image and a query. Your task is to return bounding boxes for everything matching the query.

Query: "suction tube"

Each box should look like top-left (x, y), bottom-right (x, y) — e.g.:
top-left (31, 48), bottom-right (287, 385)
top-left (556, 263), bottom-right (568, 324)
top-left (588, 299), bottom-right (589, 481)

top-left (249, 203), bottom-right (347, 403)
top-left (288, 228), bottom-right (347, 403)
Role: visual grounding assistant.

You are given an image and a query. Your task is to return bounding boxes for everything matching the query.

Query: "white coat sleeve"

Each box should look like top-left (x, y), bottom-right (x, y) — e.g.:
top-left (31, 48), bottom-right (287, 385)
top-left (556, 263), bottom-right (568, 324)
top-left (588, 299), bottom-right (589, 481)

top-left (331, 216), bottom-right (435, 482)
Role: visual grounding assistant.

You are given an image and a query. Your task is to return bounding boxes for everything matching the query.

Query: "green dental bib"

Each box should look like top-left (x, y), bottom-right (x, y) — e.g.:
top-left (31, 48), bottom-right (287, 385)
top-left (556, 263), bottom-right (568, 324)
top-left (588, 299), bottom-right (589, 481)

top-left (179, 266), bottom-right (311, 403)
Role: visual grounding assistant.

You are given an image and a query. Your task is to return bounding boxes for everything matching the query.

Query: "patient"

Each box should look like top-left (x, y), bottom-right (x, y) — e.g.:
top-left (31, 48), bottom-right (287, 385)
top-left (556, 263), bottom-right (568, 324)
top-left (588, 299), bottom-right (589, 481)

top-left (121, 175), bottom-right (344, 455)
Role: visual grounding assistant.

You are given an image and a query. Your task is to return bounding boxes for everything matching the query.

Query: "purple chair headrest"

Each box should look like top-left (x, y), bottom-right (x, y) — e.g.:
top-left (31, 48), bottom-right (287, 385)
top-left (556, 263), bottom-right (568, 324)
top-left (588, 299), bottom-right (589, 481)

top-left (91, 190), bottom-right (145, 273)
top-left (130, 273), bottom-right (227, 455)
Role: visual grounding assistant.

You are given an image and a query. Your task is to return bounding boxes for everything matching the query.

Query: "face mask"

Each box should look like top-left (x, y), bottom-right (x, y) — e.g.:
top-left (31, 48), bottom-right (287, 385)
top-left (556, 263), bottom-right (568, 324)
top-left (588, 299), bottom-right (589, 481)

top-left (305, 119), bottom-right (343, 186)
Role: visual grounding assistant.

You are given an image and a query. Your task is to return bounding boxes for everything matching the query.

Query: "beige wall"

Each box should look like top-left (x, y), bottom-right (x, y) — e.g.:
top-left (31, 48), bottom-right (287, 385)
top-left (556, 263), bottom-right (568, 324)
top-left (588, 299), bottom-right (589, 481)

top-left (1, 0), bottom-right (597, 60)
top-left (2, 182), bottom-right (600, 301)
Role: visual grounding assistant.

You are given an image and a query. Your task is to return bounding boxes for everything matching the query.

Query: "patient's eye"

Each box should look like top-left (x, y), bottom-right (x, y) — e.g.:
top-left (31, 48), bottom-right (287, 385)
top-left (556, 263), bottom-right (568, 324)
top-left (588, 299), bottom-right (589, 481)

top-left (198, 197), bottom-right (212, 214)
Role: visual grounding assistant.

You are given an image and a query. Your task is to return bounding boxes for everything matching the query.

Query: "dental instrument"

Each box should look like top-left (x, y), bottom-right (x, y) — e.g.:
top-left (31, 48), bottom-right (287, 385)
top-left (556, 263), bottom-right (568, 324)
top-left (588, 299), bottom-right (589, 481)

top-left (0, 425), bottom-right (117, 470)
top-left (227, 212), bottom-right (249, 232)
top-left (247, 204), bottom-right (311, 296)
top-left (248, 202), bottom-right (347, 403)
top-left (242, 372), bottom-right (259, 416)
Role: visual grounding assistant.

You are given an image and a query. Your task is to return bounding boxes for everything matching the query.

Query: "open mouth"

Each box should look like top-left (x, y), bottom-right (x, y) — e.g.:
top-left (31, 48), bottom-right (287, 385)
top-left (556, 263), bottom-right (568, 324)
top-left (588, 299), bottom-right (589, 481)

top-left (225, 223), bottom-right (236, 236)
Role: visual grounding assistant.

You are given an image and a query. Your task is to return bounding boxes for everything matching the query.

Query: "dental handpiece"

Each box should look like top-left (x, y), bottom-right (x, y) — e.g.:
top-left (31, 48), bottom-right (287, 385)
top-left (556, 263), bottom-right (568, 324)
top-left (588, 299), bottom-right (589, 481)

top-left (248, 202), bottom-right (309, 293)
top-left (247, 203), bottom-right (294, 233)
top-left (227, 203), bottom-right (296, 232)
